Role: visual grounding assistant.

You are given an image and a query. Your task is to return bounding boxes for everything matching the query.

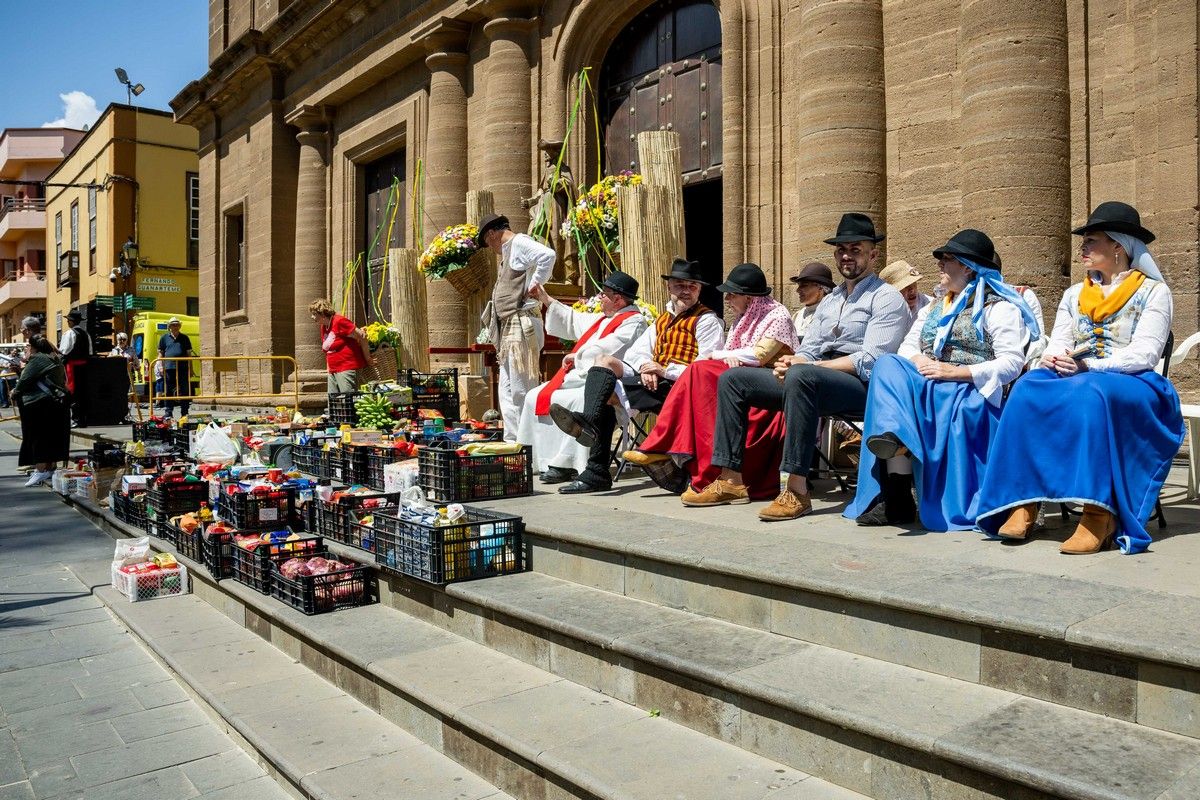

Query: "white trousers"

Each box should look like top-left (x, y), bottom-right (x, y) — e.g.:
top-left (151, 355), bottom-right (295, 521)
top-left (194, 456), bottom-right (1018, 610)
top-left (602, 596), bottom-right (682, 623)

top-left (497, 320), bottom-right (544, 441)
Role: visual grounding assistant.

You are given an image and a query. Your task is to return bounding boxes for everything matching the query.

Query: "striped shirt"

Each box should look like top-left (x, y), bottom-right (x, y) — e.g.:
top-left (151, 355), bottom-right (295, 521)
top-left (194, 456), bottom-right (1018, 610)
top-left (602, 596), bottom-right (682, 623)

top-left (796, 273), bottom-right (910, 381)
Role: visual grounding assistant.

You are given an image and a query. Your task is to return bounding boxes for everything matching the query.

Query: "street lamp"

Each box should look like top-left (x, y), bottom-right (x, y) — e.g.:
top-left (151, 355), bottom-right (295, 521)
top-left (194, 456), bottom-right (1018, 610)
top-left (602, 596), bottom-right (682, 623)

top-left (114, 68), bottom-right (145, 105)
top-left (115, 237), bottom-right (139, 333)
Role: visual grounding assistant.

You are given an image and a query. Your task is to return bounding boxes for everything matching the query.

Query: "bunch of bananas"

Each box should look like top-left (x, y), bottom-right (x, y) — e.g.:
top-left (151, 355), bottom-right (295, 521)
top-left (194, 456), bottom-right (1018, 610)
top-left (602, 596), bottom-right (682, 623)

top-left (355, 393), bottom-right (395, 430)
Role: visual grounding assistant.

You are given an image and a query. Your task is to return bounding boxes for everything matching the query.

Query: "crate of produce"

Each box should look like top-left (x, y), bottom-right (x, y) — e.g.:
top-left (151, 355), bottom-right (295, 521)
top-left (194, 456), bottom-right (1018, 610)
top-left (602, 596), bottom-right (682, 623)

top-left (374, 507), bottom-right (523, 585)
top-left (269, 553), bottom-right (375, 615)
top-left (292, 442), bottom-right (328, 478)
top-left (345, 505), bottom-right (394, 552)
top-left (111, 492), bottom-right (150, 533)
top-left (228, 531), bottom-right (323, 592)
top-left (202, 530), bottom-right (235, 580)
top-left (125, 451), bottom-right (187, 474)
top-left (217, 487), bottom-right (296, 531)
top-left (310, 492), bottom-right (399, 550)
top-left (111, 562), bottom-right (189, 602)
top-left (365, 445), bottom-right (417, 491)
top-left (175, 524), bottom-right (205, 564)
top-left (145, 478), bottom-right (210, 521)
top-left (327, 448), bottom-right (368, 485)
top-left (131, 420), bottom-right (172, 443)
top-left (327, 392), bottom-right (360, 427)
top-left (402, 369), bottom-right (460, 423)
top-left (417, 443), bottom-right (533, 503)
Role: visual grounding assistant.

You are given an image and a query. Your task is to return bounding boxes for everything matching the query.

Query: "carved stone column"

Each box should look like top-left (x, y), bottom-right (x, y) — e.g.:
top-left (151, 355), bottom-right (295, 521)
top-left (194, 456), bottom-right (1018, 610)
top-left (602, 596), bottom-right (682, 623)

top-left (794, 0), bottom-right (886, 256)
top-left (286, 105), bottom-right (330, 390)
top-left (482, 15), bottom-right (535, 229)
top-left (423, 24), bottom-right (471, 350)
top-left (960, 0), bottom-right (1071, 292)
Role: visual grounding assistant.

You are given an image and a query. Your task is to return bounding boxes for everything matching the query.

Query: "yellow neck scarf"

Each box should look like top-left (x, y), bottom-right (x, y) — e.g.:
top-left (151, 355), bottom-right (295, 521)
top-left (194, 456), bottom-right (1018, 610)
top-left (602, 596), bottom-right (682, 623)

top-left (1078, 270), bottom-right (1146, 323)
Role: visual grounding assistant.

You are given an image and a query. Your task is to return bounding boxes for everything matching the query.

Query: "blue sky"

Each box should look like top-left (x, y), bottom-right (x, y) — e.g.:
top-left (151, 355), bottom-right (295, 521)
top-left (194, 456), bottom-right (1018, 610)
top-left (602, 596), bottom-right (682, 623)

top-left (0, 1), bottom-right (208, 131)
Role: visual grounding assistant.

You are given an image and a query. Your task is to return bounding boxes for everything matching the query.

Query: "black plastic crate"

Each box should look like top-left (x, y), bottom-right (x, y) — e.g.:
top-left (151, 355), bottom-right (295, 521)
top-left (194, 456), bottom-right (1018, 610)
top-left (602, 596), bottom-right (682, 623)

top-left (131, 420), bottom-right (171, 443)
top-left (176, 525), bottom-right (205, 564)
top-left (311, 493), bottom-right (399, 550)
top-left (228, 532), bottom-right (323, 593)
top-left (327, 392), bottom-right (359, 427)
top-left (374, 506), bottom-right (524, 585)
top-left (216, 487), bottom-right (296, 531)
top-left (402, 369), bottom-right (459, 423)
top-left (112, 493), bottom-right (149, 532)
top-left (327, 448), bottom-right (369, 485)
top-left (147, 516), bottom-right (175, 545)
top-left (417, 443), bottom-right (533, 503)
top-left (202, 531), bottom-right (234, 580)
top-left (365, 446), bottom-right (415, 491)
top-left (292, 442), bottom-right (328, 478)
top-left (125, 451), bottom-right (187, 474)
top-left (268, 553), bottom-right (375, 615)
top-left (169, 428), bottom-right (191, 452)
top-left (345, 505), bottom-right (395, 552)
top-left (146, 480), bottom-right (210, 521)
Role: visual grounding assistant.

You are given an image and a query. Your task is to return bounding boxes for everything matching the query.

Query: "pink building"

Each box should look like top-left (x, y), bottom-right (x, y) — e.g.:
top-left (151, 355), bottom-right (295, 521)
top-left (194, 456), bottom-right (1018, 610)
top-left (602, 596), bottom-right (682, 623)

top-left (0, 127), bottom-right (86, 341)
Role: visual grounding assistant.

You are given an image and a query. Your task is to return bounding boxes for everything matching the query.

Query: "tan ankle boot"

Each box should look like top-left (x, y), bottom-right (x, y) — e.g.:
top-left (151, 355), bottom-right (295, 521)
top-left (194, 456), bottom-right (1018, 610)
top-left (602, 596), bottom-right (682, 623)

top-left (997, 504), bottom-right (1038, 540)
top-left (1061, 505), bottom-right (1116, 554)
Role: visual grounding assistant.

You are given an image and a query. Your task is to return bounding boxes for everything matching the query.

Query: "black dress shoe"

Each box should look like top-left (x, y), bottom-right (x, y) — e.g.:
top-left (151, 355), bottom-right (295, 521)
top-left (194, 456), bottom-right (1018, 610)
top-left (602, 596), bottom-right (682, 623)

top-left (866, 432), bottom-right (906, 460)
top-left (558, 479), bottom-right (611, 495)
top-left (549, 404), bottom-right (597, 448)
top-left (540, 466), bottom-right (578, 484)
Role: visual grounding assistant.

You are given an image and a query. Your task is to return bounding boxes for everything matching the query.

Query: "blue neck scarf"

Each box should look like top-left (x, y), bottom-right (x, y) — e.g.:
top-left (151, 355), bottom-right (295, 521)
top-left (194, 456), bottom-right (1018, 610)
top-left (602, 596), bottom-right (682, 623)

top-left (931, 256), bottom-right (1043, 354)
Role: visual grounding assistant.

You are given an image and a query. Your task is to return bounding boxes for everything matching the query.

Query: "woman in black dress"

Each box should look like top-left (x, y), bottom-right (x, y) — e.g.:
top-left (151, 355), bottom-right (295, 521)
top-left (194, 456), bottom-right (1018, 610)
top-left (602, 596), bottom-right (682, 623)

top-left (15, 336), bottom-right (69, 487)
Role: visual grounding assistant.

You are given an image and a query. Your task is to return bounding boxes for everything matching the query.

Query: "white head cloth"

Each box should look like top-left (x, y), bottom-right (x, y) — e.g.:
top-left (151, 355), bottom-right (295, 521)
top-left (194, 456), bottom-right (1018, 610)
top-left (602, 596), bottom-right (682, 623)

top-left (1105, 230), bottom-right (1164, 283)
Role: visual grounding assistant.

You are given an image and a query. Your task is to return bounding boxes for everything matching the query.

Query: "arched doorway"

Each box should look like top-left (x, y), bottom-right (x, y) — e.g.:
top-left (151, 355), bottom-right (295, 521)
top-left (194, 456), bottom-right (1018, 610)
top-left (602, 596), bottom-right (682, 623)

top-left (600, 0), bottom-right (723, 312)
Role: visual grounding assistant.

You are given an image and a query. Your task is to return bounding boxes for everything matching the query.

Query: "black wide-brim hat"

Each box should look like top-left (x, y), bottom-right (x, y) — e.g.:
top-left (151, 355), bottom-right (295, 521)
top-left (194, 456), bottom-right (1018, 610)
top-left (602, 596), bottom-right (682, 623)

top-left (933, 228), bottom-right (1000, 271)
top-left (1072, 201), bottom-right (1155, 244)
top-left (661, 257), bottom-right (707, 285)
top-left (477, 213), bottom-right (509, 245)
top-left (789, 261), bottom-right (835, 289)
top-left (716, 263), bottom-right (771, 296)
top-left (601, 270), bottom-right (639, 301)
top-left (823, 212), bottom-right (885, 245)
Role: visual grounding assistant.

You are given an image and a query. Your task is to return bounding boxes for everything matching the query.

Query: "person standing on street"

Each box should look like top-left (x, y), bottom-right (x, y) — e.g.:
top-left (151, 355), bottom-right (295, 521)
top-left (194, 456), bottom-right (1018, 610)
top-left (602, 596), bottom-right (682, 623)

top-left (309, 299), bottom-right (371, 395)
top-left (58, 309), bottom-right (91, 427)
top-left (14, 336), bottom-right (69, 487)
top-left (479, 213), bottom-right (556, 440)
top-left (158, 317), bottom-right (194, 418)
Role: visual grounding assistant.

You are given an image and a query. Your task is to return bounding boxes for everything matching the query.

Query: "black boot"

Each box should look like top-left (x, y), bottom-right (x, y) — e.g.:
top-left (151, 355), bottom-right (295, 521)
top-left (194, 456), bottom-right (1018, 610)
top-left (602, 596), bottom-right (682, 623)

top-left (855, 473), bottom-right (916, 526)
top-left (549, 368), bottom-right (618, 448)
top-left (561, 404), bottom-right (616, 494)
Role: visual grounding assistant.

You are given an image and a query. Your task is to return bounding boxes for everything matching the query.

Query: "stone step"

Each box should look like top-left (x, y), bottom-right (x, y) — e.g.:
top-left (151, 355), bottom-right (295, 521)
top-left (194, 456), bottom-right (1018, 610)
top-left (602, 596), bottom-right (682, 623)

top-left (87, 529), bottom-right (864, 800)
top-left (91, 587), bottom-right (516, 800)
top-left (472, 491), bottom-right (1200, 734)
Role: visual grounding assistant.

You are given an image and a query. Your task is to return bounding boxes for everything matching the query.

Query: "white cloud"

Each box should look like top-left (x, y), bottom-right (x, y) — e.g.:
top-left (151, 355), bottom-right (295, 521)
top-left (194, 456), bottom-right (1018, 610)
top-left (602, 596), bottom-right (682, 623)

top-left (42, 91), bottom-right (101, 129)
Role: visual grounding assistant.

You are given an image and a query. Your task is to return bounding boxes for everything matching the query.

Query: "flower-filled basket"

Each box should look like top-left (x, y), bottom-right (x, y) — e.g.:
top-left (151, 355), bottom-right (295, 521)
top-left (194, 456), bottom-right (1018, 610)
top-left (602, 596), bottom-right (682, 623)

top-left (561, 171), bottom-right (642, 260)
top-left (419, 224), bottom-right (489, 297)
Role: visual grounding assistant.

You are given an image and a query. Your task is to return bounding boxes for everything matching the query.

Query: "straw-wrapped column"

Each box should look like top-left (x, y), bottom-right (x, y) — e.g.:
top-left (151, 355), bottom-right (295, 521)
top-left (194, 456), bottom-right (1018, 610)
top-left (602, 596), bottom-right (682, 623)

top-left (388, 248), bottom-right (429, 372)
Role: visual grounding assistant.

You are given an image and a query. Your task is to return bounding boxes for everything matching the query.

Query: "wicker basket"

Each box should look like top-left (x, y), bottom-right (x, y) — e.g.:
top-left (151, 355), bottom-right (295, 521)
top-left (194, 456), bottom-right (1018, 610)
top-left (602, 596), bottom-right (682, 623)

top-left (361, 345), bottom-right (399, 385)
top-left (444, 250), bottom-right (490, 297)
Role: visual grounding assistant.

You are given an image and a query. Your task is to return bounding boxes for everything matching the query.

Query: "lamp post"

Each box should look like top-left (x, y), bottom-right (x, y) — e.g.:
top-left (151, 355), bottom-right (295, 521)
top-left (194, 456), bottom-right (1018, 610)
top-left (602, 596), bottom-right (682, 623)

top-left (113, 68), bottom-right (144, 105)
top-left (114, 237), bottom-right (138, 333)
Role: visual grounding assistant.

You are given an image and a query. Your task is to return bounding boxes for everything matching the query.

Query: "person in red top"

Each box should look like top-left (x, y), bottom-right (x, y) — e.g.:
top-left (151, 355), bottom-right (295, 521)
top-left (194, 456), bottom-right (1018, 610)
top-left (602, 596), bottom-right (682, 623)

top-left (308, 299), bottom-right (370, 394)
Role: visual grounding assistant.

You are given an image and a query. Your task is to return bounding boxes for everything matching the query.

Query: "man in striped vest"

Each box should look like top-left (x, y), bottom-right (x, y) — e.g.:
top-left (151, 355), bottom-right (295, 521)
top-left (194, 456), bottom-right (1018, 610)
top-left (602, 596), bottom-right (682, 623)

top-left (549, 258), bottom-right (724, 494)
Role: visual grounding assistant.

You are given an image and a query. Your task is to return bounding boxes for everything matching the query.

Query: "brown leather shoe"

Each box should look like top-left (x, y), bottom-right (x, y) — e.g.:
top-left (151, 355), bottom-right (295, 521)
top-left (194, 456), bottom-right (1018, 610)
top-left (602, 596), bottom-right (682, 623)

top-left (622, 450), bottom-right (670, 466)
top-left (997, 503), bottom-right (1038, 540)
top-left (838, 432), bottom-right (863, 466)
top-left (680, 479), bottom-right (750, 507)
top-left (758, 489), bottom-right (812, 521)
top-left (1061, 505), bottom-right (1117, 554)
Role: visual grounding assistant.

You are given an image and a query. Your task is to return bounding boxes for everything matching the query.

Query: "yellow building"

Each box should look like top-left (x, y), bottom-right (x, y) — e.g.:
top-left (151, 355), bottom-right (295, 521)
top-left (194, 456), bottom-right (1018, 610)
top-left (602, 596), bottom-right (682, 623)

top-left (44, 104), bottom-right (199, 342)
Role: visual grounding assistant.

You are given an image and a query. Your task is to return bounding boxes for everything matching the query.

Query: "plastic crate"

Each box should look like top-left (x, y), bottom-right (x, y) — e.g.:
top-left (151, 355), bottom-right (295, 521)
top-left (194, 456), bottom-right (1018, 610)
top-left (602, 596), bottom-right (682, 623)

top-left (374, 506), bottom-right (524, 585)
top-left (417, 443), bottom-right (533, 503)
top-left (175, 525), bottom-right (205, 564)
top-left (216, 488), bottom-right (296, 531)
top-left (345, 505), bottom-right (394, 552)
top-left (202, 530), bottom-right (235, 580)
top-left (228, 532), bottom-right (323, 593)
top-left (292, 442), bottom-right (328, 478)
top-left (131, 420), bottom-right (171, 443)
top-left (169, 428), bottom-right (191, 453)
top-left (112, 493), bottom-right (150, 533)
top-left (268, 554), bottom-right (375, 615)
top-left (111, 563), bottom-right (188, 602)
top-left (311, 493), bottom-right (399, 550)
top-left (327, 448), bottom-right (368, 486)
top-left (145, 480), bottom-right (210, 522)
top-left (126, 452), bottom-right (187, 474)
top-left (365, 446), bottom-right (414, 491)
top-left (402, 369), bottom-right (459, 423)
top-left (148, 517), bottom-right (177, 545)
top-left (327, 392), bottom-right (359, 427)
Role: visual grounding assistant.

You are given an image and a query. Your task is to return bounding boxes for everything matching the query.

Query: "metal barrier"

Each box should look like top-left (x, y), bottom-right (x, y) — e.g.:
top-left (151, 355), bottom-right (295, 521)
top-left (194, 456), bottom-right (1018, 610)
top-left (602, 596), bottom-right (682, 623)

top-left (148, 356), bottom-right (300, 415)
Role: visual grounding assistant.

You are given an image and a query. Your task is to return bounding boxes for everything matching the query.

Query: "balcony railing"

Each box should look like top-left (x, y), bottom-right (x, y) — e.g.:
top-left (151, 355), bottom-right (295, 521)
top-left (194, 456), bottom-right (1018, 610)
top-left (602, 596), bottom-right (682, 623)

top-left (0, 268), bottom-right (45, 284)
top-left (0, 197), bottom-right (47, 221)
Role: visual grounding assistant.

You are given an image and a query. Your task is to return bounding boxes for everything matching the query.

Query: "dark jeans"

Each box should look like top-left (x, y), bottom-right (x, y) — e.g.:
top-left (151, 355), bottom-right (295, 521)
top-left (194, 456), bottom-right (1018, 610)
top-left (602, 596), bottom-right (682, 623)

top-left (712, 364), bottom-right (867, 476)
top-left (162, 368), bottom-right (191, 416)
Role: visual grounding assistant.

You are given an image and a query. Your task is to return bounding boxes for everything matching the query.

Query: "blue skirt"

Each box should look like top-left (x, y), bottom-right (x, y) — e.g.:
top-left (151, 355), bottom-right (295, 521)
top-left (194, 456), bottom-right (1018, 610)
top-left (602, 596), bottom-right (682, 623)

top-left (975, 369), bottom-right (1184, 554)
top-left (843, 354), bottom-right (1003, 531)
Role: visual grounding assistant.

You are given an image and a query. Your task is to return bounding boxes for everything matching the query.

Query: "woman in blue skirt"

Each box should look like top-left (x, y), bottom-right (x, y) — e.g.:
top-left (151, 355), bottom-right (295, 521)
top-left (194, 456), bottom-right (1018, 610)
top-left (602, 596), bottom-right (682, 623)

top-left (976, 202), bottom-right (1184, 554)
top-left (845, 229), bottom-right (1038, 530)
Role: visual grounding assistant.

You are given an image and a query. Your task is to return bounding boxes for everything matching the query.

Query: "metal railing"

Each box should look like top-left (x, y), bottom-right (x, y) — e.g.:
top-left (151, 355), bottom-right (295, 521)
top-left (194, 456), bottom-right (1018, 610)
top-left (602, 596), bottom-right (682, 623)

top-left (0, 268), bottom-right (45, 284)
top-left (0, 197), bottom-right (46, 219)
top-left (148, 355), bottom-right (300, 415)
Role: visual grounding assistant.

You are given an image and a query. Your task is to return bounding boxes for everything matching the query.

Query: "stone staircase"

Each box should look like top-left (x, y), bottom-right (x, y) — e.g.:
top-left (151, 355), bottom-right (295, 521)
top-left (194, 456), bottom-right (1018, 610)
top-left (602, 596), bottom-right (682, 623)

top-left (76, 483), bottom-right (1200, 800)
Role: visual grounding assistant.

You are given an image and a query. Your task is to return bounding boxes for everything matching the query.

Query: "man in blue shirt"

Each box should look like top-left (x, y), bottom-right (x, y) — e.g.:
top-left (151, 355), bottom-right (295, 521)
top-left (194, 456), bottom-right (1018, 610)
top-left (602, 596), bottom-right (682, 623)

top-left (158, 317), bottom-right (194, 418)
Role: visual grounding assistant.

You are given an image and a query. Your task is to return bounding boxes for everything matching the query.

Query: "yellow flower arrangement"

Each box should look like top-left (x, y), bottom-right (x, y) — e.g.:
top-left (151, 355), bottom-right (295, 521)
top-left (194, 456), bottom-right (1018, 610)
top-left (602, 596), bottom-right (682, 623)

top-left (418, 223), bottom-right (480, 279)
top-left (364, 321), bottom-right (401, 352)
top-left (560, 291), bottom-right (658, 348)
top-left (561, 171), bottom-right (642, 255)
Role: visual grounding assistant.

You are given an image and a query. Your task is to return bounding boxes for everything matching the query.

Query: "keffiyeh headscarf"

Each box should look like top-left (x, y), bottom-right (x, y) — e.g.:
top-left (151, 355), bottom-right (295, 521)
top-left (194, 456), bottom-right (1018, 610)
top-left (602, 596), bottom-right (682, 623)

top-left (931, 257), bottom-right (1043, 355)
top-left (727, 295), bottom-right (801, 353)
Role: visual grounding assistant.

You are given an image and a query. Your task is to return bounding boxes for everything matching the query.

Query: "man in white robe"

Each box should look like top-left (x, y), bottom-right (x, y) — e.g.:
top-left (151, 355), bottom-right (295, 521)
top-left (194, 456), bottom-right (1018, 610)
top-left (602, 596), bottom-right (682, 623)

top-left (517, 272), bottom-right (646, 483)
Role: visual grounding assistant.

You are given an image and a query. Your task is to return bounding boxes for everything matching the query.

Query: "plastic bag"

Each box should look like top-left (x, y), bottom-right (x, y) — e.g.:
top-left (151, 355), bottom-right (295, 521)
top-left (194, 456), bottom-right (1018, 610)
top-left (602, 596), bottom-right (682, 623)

top-left (113, 536), bottom-right (150, 568)
top-left (400, 484), bottom-right (432, 512)
top-left (192, 422), bottom-right (239, 466)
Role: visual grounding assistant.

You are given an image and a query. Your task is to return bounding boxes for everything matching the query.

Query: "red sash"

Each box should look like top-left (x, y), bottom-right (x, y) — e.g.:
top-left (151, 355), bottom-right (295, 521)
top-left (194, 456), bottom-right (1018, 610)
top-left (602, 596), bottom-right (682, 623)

top-left (535, 311), bottom-right (638, 415)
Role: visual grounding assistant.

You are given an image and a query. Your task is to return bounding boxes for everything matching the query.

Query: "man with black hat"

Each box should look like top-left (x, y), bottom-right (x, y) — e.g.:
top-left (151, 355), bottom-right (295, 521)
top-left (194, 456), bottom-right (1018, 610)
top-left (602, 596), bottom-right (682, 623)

top-left (548, 258), bottom-right (724, 494)
top-left (517, 271), bottom-right (647, 484)
top-left (58, 309), bottom-right (92, 427)
top-left (478, 212), bottom-right (557, 441)
top-left (688, 212), bottom-right (909, 520)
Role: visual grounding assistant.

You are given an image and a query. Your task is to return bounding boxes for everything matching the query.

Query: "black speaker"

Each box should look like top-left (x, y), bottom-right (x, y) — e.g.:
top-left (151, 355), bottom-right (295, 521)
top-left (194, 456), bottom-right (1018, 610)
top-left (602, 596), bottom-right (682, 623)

top-left (77, 357), bottom-right (131, 426)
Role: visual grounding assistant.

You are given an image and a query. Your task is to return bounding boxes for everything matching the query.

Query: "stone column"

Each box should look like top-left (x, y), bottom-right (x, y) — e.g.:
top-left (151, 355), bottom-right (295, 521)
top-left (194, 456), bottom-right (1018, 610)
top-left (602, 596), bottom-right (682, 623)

top-left (286, 105), bottom-right (330, 390)
top-left (794, 0), bottom-right (886, 257)
top-left (960, 0), bottom-right (1071, 292)
top-left (482, 15), bottom-right (535, 229)
top-left (423, 26), bottom-right (471, 350)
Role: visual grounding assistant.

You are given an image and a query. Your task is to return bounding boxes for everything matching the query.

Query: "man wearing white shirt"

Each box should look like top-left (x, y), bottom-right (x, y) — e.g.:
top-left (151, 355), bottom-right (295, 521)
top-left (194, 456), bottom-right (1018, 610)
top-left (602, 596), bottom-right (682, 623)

top-left (549, 258), bottom-right (724, 494)
top-left (479, 213), bottom-right (557, 440)
top-left (518, 272), bottom-right (647, 483)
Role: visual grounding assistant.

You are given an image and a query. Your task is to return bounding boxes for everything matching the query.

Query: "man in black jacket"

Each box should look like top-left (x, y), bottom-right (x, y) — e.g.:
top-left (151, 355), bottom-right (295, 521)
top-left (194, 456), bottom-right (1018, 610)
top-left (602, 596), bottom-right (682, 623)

top-left (57, 310), bottom-right (91, 427)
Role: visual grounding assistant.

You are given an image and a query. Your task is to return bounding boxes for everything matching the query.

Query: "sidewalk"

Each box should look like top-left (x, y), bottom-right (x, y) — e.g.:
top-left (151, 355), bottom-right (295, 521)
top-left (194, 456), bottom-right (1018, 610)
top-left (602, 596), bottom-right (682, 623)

top-left (0, 430), bottom-right (289, 800)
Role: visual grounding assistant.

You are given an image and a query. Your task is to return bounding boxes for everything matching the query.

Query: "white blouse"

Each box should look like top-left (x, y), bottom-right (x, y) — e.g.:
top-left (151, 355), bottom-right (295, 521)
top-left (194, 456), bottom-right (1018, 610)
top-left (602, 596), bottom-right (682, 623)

top-left (898, 300), bottom-right (1029, 406)
top-left (1043, 272), bottom-right (1173, 374)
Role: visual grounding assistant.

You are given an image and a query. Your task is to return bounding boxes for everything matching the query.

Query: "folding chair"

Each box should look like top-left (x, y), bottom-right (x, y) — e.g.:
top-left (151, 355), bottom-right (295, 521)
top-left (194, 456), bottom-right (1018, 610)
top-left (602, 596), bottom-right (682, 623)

top-left (814, 411), bottom-right (864, 492)
top-left (612, 410), bottom-right (655, 481)
top-left (1059, 331), bottom-right (1173, 530)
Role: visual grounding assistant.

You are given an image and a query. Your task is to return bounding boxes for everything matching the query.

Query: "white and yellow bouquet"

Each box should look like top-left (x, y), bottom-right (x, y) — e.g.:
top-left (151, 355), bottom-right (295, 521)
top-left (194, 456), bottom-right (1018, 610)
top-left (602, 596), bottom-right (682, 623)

top-left (561, 171), bottom-right (642, 255)
top-left (418, 223), bottom-right (480, 279)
